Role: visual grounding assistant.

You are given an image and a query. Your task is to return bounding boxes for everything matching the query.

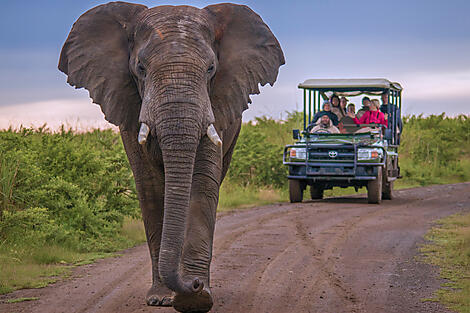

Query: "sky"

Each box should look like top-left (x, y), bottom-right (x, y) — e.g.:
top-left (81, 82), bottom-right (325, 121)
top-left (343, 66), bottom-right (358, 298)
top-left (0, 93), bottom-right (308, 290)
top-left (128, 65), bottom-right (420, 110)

top-left (0, 0), bottom-right (469, 129)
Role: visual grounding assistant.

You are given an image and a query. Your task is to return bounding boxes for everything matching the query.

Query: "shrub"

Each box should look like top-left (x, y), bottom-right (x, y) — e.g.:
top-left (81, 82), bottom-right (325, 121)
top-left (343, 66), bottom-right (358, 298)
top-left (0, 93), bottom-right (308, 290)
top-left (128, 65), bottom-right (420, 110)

top-left (400, 114), bottom-right (470, 185)
top-left (0, 128), bottom-right (139, 253)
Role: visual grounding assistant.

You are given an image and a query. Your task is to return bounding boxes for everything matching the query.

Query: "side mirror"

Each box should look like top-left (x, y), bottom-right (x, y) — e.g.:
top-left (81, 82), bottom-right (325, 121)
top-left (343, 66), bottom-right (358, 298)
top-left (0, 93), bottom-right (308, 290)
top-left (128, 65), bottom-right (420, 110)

top-left (384, 128), bottom-right (392, 140)
top-left (293, 129), bottom-right (300, 140)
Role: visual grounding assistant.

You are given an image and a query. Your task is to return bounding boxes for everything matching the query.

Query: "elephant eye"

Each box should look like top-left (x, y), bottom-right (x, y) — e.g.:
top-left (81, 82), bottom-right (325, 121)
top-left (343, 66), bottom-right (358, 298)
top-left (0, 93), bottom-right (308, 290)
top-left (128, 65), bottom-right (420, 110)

top-left (207, 64), bottom-right (215, 74)
top-left (137, 62), bottom-right (146, 76)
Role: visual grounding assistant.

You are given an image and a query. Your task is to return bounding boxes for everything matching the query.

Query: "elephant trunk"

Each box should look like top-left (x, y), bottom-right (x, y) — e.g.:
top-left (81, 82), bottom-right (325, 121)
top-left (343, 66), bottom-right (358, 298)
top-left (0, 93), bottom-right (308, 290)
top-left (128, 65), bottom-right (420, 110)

top-left (157, 120), bottom-right (204, 295)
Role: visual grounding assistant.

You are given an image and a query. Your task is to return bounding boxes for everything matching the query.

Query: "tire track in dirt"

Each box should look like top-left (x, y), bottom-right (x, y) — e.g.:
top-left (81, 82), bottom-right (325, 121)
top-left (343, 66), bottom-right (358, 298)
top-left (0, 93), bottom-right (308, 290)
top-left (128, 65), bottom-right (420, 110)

top-left (213, 201), bottom-right (390, 313)
top-left (75, 255), bottom-right (149, 313)
top-left (211, 208), bottom-right (299, 312)
top-left (290, 200), bottom-right (405, 313)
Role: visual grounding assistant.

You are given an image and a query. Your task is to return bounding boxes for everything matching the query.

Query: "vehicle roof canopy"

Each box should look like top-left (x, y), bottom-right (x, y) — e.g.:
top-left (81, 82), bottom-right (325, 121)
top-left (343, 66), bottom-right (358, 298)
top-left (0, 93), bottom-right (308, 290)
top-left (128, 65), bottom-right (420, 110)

top-left (298, 78), bottom-right (402, 96)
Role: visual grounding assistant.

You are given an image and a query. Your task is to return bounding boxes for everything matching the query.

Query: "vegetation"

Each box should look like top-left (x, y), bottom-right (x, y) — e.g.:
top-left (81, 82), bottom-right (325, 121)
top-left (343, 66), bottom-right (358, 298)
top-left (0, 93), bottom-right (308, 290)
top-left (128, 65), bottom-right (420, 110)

top-left (0, 113), bottom-right (468, 294)
top-left (5, 297), bottom-right (39, 303)
top-left (420, 213), bottom-right (470, 313)
top-left (221, 113), bottom-right (470, 206)
top-left (0, 127), bottom-right (145, 294)
top-left (400, 114), bottom-right (470, 186)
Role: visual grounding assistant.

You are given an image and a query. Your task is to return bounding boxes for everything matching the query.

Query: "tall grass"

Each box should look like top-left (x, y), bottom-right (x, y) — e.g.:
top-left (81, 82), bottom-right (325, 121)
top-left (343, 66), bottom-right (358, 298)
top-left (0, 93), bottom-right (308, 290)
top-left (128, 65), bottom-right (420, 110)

top-left (399, 114), bottom-right (470, 185)
top-left (0, 157), bottom-right (19, 219)
top-left (421, 212), bottom-right (470, 312)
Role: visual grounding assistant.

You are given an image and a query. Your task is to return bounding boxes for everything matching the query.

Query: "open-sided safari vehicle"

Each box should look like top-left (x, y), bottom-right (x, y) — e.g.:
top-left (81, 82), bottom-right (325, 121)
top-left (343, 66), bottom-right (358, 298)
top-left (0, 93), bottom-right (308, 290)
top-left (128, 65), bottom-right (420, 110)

top-left (283, 79), bottom-right (402, 204)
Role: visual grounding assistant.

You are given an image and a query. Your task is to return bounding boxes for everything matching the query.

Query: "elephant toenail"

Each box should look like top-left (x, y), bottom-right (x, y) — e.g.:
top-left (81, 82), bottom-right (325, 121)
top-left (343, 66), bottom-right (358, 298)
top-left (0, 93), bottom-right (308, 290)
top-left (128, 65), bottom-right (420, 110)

top-left (147, 297), bottom-right (159, 306)
top-left (161, 297), bottom-right (173, 306)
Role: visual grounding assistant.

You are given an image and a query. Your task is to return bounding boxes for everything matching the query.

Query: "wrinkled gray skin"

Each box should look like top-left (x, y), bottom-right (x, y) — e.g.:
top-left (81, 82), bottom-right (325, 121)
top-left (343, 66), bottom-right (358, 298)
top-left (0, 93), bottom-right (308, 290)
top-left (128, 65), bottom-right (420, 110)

top-left (59, 2), bottom-right (284, 312)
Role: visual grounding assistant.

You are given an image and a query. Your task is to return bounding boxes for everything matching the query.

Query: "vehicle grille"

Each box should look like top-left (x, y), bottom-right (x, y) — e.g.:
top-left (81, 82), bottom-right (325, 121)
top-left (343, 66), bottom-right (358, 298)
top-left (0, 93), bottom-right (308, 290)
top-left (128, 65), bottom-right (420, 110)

top-left (308, 147), bottom-right (355, 162)
top-left (306, 145), bottom-right (356, 176)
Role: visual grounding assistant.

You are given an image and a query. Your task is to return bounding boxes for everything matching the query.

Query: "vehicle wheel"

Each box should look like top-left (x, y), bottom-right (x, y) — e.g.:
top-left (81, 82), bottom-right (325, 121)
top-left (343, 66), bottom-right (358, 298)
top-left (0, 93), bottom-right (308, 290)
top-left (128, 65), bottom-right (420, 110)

top-left (310, 185), bottom-right (324, 199)
top-left (382, 180), bottom-right (394, 200)
top-left (289, 179), bottom-right (303, 203)
top-left (367, 167), bottom-right (382, 204)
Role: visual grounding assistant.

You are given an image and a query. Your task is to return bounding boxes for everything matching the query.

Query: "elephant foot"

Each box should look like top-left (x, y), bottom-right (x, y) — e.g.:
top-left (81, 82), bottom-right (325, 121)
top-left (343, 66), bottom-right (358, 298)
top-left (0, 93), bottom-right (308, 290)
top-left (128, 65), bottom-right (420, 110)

top-left (146, 284), bottom-right (174, 307)
top-left (173, 287), bottom-right (213, 313)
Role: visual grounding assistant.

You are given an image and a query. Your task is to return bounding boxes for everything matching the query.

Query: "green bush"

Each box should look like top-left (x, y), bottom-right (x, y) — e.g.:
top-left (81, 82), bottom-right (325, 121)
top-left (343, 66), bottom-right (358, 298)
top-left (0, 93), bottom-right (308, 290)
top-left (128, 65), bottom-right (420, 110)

top-left (227, 127), bottom-right (286, 187)
top-left (400, 114), bottom-right (470, 185)
top-left (0, 207), bottom-right (62, 248)
top-left (0, 127), bottom-right (139, 253)
top-left (226, 112), bottom-right (302, 188)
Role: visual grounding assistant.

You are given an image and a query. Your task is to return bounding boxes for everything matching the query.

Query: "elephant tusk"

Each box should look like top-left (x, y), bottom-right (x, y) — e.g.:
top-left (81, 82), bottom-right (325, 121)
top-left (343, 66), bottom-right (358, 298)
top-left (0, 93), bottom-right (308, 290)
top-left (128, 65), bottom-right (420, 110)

top-left (138, 123), bottom-right (150, 145)
top-left (207, 124), bottom-right (222, 147)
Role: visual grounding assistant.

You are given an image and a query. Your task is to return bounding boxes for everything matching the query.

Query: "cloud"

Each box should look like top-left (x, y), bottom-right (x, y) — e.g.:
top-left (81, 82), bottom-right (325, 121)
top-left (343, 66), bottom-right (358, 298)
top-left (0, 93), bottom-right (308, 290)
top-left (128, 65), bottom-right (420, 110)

top-left (401, 69), bottom-right (470, 100)
top-left (0, 98), bottom-right (116, 131)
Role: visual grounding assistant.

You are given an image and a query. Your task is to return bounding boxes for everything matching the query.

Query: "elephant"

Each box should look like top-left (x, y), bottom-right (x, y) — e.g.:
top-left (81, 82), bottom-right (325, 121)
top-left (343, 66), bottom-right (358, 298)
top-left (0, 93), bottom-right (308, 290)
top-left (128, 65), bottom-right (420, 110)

top-left (58, 2), bottom-right (284, 312)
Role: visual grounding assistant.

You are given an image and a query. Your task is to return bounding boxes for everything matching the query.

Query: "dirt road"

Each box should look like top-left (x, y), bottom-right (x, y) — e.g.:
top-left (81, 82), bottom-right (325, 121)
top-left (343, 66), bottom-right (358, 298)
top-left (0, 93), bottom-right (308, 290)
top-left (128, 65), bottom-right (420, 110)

top-left (1, 183), bottom-right (469, 313)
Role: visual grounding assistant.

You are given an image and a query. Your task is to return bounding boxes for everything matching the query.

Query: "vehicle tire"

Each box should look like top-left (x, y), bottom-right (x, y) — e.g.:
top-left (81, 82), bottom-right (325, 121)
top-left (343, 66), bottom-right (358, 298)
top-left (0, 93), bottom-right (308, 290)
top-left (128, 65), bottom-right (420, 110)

top-left (382, 158), bottom-right (395, 200)
top-left (367, 166), bottom-right (382, 204)
top-left (310, 185), bottom-right (324, 199)
top-left (382, 180), bottom-right (394, 200)
top-left (289, 179), bottom-right (303, 203)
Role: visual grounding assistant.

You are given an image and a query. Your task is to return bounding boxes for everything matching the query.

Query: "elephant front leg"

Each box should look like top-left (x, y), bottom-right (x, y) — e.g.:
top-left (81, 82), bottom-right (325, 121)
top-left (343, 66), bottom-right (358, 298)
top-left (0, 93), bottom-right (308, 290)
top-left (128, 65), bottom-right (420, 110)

top-left (120, 130), bottom-right (173, 307)
top-left (173, 138), bottom-right (221, 313)
top-left (140, 193), bottom-right (174, 307)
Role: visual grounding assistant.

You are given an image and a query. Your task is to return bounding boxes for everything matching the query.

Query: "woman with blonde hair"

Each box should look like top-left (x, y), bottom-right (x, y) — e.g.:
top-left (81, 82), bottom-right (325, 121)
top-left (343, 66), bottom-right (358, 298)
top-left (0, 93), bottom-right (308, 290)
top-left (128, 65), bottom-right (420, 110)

top-left (353, 99), bottom-right (387, 127)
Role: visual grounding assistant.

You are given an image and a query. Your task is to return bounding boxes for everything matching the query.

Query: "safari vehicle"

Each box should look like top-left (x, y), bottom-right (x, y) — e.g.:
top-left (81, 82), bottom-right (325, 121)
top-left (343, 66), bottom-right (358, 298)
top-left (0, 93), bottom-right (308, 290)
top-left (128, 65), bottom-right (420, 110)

top-left (283, 79), bottom-right (402, 204)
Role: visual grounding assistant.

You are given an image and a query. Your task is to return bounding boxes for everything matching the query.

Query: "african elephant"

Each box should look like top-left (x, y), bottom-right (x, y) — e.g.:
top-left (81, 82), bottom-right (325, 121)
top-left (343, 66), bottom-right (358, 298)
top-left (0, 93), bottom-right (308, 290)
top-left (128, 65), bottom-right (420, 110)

top-left (58, 2), bottom-right (284, 312)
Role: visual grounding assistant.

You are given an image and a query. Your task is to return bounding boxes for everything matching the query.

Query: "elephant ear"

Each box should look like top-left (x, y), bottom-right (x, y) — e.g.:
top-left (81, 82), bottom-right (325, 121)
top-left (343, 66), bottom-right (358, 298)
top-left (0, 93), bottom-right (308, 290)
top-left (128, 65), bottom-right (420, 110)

top-left (204, 4), bottom-right (285, 127)
top-left (58, 2), bottom-right (147, 128)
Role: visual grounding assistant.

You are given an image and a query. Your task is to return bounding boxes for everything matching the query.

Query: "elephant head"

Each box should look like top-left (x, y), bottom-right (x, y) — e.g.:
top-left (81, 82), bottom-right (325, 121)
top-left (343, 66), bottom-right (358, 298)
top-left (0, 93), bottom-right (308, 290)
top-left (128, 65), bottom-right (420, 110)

top-left (59, 1), bottom-right (284, 299)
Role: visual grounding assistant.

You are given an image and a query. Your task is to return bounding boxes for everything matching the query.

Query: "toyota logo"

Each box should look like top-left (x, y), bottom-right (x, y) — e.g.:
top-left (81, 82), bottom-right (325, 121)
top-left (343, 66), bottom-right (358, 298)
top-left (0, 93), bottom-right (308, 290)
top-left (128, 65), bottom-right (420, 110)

top-left (329, 151), bottom-right (338, 158)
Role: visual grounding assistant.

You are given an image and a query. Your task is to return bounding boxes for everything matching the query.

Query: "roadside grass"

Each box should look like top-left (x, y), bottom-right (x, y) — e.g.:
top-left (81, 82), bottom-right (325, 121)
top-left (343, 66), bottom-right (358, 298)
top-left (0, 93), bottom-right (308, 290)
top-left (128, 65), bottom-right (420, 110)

top-left (4, 297), bottom-right (39, 303)
top-left (219, 182), bottom-right (424, 207)
top-left (0, 217), bottom-right (146, 295)
top-left (121, 216), bottom-right (147, 244)
top-left (420, 213), bottom-right (470, 313)
top-left (0, 256), bottom-right (69, 294)
top-left (218, 183), bottom-right (286, 211)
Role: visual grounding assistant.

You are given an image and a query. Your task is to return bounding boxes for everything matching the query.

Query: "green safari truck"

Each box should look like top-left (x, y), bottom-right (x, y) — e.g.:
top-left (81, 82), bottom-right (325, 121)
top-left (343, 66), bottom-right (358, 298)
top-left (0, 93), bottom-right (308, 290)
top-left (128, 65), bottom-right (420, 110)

top-left (283, 79), bottom-right (402, 204)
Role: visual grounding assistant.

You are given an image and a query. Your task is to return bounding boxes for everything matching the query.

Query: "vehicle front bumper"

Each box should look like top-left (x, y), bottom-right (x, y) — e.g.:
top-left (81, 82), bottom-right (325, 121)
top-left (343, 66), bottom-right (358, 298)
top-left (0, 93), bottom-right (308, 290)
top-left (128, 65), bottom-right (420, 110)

top-left (286, 163), bottom-right (382, 181)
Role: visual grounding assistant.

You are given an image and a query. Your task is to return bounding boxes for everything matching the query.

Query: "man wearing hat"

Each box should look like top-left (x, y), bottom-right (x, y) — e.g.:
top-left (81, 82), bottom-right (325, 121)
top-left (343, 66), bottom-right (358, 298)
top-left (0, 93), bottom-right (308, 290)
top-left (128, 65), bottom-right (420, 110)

top-left (309, 101), bottom-right (339, 127)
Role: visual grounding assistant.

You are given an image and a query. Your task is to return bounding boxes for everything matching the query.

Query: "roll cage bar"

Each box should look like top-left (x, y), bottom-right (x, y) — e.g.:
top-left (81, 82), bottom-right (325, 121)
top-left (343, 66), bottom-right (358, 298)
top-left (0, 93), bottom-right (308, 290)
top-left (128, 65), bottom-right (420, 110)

top-left (298, 78), bottom-right (402, 146)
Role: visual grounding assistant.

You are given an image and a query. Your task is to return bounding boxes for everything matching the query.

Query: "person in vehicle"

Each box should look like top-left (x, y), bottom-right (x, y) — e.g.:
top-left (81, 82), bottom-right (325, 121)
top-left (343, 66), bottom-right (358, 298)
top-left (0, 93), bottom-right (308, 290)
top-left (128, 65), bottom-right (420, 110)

top-left (310, 114), bottom-right (340, 134)
top-left (354, 99), bottom-right (387, 127)
top-left (356, 96), bottom-right (370, 119)
top-left (310, 101), bottom-right (339, 126)
top-left (330, 94), bottom-right (340, 108)
top-left (346, 103), bottom-right (356, 118)
top-left (331, 94), bottom-right (346, 120)
top-left (339, 103), bottom-right (357, 133)
top-left (380, 90), bottom-right (402, 133)
top-left (340, 96), bottom-right (348, 110)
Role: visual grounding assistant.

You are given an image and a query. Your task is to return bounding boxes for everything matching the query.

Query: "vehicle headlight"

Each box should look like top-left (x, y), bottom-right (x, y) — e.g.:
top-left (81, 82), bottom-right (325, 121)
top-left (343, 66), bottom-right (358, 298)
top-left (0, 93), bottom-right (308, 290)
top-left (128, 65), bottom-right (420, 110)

top-left (290, 147), bottom-right (306, 160)
top-left (357, 148), bottom-right (383, 161)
